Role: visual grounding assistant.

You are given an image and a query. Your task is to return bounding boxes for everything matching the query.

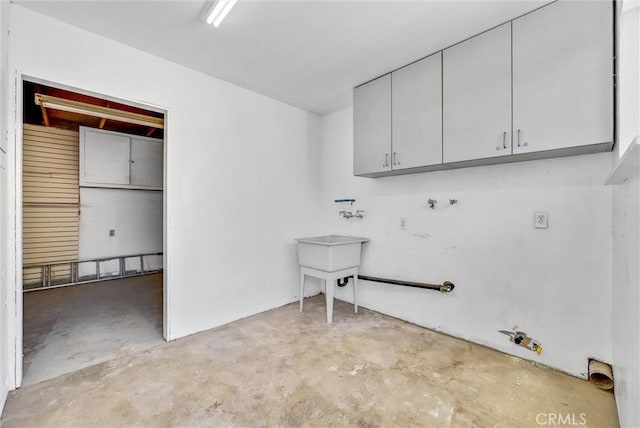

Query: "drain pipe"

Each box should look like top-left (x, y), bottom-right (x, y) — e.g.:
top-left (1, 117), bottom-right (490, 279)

top-left (338, 275), bottom-right (454, 293)
top-left (588, 359), bottom-right (614, 390)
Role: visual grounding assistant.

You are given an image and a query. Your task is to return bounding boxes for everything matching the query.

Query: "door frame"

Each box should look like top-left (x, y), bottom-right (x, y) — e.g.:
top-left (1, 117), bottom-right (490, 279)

top-left (7, 73), bottom-right (170, 388)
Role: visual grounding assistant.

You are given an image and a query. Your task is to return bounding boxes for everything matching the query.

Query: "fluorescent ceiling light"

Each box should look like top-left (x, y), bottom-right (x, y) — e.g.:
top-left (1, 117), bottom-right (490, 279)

top-left (207, 0), bottom-right (237, 27)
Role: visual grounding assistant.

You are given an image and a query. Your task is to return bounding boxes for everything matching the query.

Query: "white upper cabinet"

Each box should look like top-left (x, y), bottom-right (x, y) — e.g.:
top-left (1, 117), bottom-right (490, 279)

top-left (352, 1), bottom-right (613, 177)
top-left (443, 23), bottom-right (512, 164)
top-left (512, 1), bottom-right (613, 153)
top-left (354, 74), bottom-right (392, 175)
top-left (131, 138), bottom-right (163, 188)
top-left (392, 52), bottom-right (443, 170)
top-left (82, 130), bottom-right (130, 186)
top-left (80, 127), bottom-right (163, 190)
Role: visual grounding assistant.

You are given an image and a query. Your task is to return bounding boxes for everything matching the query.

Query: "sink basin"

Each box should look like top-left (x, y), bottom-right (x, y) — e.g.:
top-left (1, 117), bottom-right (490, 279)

top-left (296, 235), bottom-right (369, 246)
top-left (295, 235), bottom-right (369, 272)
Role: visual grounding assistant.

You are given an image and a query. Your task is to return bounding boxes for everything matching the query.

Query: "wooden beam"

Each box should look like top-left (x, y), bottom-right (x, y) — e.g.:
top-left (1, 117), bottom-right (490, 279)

top-left (40, 106), bottom-right (50, 127)
top-left (36, 85), bottom-right (50, 126)
top-left (98, 102), bottom-right (110, 129)
top-left (34, 93), bottom-right (164, 129)
top-left (145, 128), bottom-right (155, 137)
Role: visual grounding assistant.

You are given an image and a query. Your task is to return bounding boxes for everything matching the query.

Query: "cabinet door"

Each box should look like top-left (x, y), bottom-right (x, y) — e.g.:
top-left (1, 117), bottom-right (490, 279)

top-left (131, 138), bottom-right (163, 189)
top-left (443, 23), bottom-right (512, 163)
top-left (354, 74), bottom-right (392, 175)
top-left (82, 130), bottom-right (130, 186)
top-left (392, 52), bottom-right (443, 170)
top-left (512, 2), bottom-right (613, 153)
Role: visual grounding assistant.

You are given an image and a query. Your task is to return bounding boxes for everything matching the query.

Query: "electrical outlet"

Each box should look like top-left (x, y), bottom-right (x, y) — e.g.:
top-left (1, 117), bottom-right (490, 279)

top-left (534, 212), bottom-right (548, 229)
top-left (400, 218), bottom-right (407, 230)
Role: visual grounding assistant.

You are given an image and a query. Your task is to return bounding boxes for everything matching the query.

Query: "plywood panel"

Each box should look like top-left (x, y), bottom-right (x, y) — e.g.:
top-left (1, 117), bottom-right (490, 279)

top-left (23, 176), bottom-right (78, 185)
top-left (23, 124), bottom-right (79, 284)
top-left (22, 182), bottom-right (78, 192)
top-left (23, 150), bottom-right (78, 162)
top-left (24, 161), bottom-right (79, 170)
top-left (24, 146), bottom-right (78, 156)
top-left (23, 170), bottom-right (77, 180)
top-left (24, 159), bottom-right (77, 169)
top-left (23, 140), bottom-right (77, 151)
top-left (24, 210), bottom-right (78, 218)
top-left (24, 196), bottom-right (79, 205)
top-left (24, 123), bottom-right (78, 137)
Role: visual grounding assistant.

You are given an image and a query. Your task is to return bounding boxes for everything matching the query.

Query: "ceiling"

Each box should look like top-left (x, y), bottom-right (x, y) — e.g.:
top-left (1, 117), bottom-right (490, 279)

top-left (16, 0), bottom-right (547, 115)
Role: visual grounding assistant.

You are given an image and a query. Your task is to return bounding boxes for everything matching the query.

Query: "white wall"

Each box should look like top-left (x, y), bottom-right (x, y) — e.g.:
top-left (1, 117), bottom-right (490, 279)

top-left (612, 2), bottom-right (640, 427)
top-left (79, 188), bottom-right (163, 274)
top-left (0, 156), bottom-right (7, 414)
top-left (612, 173), bottom-right (640, 428)
top-left (0, 0), bottom-right (9, 413)
top-left (2, 4), bottom-right (322, 391)
top-left (617, 3), bottom-right (640, 158)
top-left (320, 107), bottom-right (613, 377)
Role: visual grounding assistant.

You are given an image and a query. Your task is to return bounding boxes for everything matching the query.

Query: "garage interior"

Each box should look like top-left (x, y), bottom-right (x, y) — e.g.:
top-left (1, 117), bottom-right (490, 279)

top-left (20, 81), bottom-right (165, 385)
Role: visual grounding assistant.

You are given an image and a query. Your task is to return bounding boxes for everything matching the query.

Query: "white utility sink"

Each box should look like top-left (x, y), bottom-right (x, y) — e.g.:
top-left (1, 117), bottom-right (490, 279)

top-left (295, 235), bottom-right (369, 324)
top-left (295, 235), bottom-right (369, 272)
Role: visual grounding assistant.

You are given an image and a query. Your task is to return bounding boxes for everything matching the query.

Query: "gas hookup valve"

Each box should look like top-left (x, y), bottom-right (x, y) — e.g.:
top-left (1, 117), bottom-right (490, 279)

top-left (499, 326), bottom-right (542, 355)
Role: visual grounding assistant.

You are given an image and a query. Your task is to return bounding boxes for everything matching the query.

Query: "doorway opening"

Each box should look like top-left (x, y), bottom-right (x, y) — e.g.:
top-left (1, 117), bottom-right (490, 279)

top-left (20, 80), bottom-right (166, 385)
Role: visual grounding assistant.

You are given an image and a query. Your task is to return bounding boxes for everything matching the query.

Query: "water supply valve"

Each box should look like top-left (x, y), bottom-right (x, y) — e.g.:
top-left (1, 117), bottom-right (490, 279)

top-left (439, 281), bottom-right (455, 293)
top-left (499, 327), bottom-right (542, 355)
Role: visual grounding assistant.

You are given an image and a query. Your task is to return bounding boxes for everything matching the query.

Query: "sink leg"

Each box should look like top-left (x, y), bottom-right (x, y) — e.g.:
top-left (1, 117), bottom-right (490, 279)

top-left (353, 273), bottom-right (358, 313)
top-left (299, 270), bottom-right (305, 312)
top-left (326, 279), bottom-right (335, 324)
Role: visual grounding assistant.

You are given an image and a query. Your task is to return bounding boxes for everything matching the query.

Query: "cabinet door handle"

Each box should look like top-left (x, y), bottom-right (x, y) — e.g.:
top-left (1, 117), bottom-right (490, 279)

top-left (517, 129), bottom-right (521, 147)
top-left (384, 153), bottom-right (389, 167)
top-left (503, 132), bottom-right (507, 149)
top-left (393, 152), bottom-right (400, 166)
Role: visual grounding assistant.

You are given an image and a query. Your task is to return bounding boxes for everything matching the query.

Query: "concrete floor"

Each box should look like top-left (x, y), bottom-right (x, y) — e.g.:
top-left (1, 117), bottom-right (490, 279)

top-left (21, 274), bottom-right (164, 386)
top-left (2, 295), bottom-right (618, 427)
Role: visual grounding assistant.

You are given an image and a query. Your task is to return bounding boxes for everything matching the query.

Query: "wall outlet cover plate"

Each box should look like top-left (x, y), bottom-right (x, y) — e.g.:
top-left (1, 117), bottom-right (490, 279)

top-left (534, 212), bottom-right (548, 229)
top-left (400, 218), bottom-right (407, 230)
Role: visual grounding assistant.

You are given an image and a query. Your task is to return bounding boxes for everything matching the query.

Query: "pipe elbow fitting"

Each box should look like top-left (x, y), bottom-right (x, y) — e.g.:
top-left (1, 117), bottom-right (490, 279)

top-left (440, 281), bottom-right (455, 293)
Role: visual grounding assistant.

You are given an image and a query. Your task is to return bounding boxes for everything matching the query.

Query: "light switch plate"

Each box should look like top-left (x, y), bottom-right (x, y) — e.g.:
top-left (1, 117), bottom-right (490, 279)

top-left (534, 212), bottom-right (548, 229)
